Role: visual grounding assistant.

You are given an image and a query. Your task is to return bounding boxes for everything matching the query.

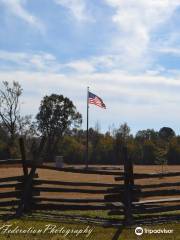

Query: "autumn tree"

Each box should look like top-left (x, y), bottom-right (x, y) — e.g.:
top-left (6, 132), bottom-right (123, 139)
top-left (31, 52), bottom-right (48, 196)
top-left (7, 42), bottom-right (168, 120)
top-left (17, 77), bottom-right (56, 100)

top-left (114, 123), bottom-right (131, 164)
top-left (159, 127), bottom-right (175, 141)
top-left (167, 138), bottom-right (180, 164)
top-left (136, 129), bottom-right (158, 143)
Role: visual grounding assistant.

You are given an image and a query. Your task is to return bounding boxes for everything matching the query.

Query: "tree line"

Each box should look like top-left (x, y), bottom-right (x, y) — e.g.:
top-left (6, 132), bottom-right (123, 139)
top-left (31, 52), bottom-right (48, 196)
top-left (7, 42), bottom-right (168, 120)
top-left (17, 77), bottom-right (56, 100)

top-left (0, 81), bottom-right (180, 165)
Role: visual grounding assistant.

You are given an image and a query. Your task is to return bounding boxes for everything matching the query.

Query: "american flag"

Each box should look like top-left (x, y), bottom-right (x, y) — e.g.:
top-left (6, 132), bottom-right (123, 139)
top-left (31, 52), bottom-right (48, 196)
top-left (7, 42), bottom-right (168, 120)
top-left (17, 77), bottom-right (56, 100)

top-left (88, 91), bottom-right (106, 109)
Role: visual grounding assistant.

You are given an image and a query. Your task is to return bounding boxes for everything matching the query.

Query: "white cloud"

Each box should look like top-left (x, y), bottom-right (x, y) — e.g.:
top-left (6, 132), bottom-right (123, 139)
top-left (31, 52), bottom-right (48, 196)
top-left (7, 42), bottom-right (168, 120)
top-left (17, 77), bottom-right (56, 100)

top-left (0, 50), bottom-right (120, 74)
top-left (104, 0), bottom-right (180, 70)
top-left (0, 50), bottom-right (98, 73)
top-left (157, 47), bottom-right (180, 56)
top-left (0, 0), bottom-right (44, 31)
top-left (65, 60), bottom-right (95, 73)
top-left (54, 0), bottom-right (89, 21)
top-left (0, 50), bottom-right (59, 71)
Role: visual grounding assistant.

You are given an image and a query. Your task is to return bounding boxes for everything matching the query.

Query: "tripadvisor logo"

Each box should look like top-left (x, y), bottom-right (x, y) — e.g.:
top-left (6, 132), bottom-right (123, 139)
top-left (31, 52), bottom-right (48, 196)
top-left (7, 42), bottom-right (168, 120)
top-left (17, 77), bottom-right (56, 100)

top-left (135, 227), bottom-right (143, 236)
top-left (135, 226), bottom-right (174, 236)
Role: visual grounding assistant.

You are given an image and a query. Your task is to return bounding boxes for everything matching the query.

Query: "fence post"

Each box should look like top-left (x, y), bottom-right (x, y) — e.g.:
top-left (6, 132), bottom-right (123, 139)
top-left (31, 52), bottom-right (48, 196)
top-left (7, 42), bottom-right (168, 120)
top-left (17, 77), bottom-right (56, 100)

top-left (19, 137), bottom-right (28, 177)
top-left (123, 146), bottom-right (134, 225)
top-left (18, 138), bottom-right (29, 213)
top-left (16, 137), bottom-right (45, 216)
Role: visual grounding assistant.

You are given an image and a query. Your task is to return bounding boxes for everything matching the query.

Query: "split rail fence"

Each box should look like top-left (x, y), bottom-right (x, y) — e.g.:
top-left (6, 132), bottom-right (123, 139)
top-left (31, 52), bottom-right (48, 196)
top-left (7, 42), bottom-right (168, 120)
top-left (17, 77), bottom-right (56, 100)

top-left (0, 138), bottom-right (180, 225)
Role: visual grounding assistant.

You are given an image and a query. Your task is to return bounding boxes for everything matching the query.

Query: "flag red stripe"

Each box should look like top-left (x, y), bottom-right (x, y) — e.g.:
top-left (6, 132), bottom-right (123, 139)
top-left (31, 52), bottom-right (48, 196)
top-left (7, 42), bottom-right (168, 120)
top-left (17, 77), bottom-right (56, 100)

top-left (88, 98), bottom-right (106, 108)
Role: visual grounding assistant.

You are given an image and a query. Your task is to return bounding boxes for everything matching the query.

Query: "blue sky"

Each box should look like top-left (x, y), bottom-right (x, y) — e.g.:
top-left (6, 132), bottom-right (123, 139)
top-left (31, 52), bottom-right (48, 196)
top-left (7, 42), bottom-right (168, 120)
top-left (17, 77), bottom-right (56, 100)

top-left (1, 0), bottom-right (180, 134)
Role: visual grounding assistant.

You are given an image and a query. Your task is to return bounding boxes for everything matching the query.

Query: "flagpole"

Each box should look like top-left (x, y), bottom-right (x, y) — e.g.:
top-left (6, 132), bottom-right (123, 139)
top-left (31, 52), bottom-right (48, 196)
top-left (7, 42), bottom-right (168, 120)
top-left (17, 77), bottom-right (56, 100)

top-left (86, 86), bottom-right (89, 168)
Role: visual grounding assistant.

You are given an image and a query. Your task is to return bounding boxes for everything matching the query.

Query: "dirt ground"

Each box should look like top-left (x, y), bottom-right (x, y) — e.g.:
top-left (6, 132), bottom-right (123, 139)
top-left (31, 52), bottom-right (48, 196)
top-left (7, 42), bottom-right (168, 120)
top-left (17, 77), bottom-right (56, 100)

top-left (1, 165), bottom-right (180, 201)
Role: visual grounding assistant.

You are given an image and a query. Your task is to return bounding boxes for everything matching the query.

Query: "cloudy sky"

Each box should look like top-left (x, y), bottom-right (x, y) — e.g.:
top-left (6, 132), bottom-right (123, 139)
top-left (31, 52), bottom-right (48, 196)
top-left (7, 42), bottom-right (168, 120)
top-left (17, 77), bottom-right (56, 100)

top-left (1, 0), bottom-right (180, 134)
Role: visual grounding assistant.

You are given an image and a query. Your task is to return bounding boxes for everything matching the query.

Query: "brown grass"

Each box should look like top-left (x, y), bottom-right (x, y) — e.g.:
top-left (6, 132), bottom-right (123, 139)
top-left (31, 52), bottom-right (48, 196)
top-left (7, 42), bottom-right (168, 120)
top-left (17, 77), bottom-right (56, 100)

top-left (1, 165), bottom-right (180, 202)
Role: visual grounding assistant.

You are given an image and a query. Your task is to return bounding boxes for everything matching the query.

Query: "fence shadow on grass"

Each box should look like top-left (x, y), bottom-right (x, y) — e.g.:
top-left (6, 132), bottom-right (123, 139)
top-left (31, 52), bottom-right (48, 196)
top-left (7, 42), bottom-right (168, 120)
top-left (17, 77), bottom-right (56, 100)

top-left (111, 226), bottom-right (124, 240)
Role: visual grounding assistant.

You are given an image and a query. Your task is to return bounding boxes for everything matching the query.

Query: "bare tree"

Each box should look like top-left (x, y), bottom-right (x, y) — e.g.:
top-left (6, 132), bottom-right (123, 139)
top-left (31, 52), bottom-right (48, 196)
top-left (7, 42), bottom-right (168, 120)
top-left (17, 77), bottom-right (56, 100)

top-left (17, 115), bottom-right (37, 137)
top-left (0, 81), bottom-right (22, 144)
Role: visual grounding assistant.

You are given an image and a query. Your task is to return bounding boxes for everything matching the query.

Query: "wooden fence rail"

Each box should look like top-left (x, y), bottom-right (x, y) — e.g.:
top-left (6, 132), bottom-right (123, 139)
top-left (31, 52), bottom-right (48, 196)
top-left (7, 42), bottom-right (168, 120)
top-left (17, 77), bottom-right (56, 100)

top-left (27, 164), bottom-right (124, 176)
top-left (0, 176), bottom-right (24, 183)
top-left (33, 197), bottom-right (122, 203)
top-left (33, 179), bottom-right (119, 188)
top-left (115, 172), bottom-right (180, 181)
